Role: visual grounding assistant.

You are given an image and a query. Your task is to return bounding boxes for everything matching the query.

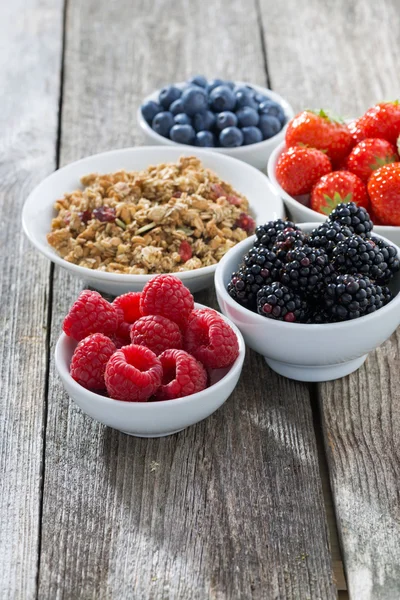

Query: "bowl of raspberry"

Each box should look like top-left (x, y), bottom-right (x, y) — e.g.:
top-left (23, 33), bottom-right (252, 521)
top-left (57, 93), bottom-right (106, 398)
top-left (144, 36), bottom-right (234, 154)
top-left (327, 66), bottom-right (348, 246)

top-left (267, 103), bottom-right (400, 246)
top-left (214, 208), bottom-right (400, 382)
top-left (138, 76), bottom-right (294, 171)
top-left (55, 275), bottom-right (245, 437)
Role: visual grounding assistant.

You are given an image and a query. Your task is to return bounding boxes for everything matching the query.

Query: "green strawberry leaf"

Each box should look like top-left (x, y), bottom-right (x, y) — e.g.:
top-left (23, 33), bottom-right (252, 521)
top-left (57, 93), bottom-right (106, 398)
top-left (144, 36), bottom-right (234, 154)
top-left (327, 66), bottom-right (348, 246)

top-left (309, 108), bottom-right (345, 124)
top-left (320, 191), bottom-right (352, 215)
top-left (369, 153), bottom-right (397, 171)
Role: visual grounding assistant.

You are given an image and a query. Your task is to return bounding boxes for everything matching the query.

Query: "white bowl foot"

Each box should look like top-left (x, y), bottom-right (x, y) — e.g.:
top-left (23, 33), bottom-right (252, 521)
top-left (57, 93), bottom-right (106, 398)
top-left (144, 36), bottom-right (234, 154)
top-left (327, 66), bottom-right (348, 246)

top-left (121, 428), bottom-right (185, 438)
top-left (264, 354), bottom-right (368, 382)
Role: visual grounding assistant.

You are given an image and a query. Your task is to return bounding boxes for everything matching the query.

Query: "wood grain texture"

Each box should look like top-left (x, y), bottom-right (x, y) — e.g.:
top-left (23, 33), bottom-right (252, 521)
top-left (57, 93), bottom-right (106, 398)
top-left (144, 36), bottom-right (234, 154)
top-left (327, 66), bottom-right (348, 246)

top-left (37, 0), bottom-right (335, 597)
top-left (259, 1), bottom-right (400, 597)
top-left (258, 0), bottom-right (400, 116)
top-left (0, 0), bottom-right (63, 597)
top-left (319, 334), bottom-right (400, 600)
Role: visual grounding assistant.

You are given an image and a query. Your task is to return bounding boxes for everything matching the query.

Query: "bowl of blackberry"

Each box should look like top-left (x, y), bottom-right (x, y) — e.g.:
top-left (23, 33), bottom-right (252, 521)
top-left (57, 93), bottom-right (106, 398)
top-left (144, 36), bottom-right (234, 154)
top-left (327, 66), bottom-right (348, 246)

top-left (215, 202), bottom-right (400, 382)
top-left (138, 75), bottom-right (294, 170)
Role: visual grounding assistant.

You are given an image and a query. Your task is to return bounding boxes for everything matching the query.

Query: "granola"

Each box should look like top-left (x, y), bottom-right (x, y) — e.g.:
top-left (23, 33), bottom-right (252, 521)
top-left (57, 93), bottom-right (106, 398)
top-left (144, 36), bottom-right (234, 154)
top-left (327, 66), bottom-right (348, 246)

top-left (47, 156), bottom-right (255, 274)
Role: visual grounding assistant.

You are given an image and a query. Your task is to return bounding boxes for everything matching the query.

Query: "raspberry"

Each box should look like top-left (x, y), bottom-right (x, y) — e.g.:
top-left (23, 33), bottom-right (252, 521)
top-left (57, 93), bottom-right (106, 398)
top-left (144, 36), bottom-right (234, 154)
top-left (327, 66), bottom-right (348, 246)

top-left (105, 345), bottom-right (162, 402)
top-left (183, 309), bottom-right (239, 369)
top-left (155, 349), bottom-right (207, 400)
top-left (130, 315), bottom-right (182, 355)
top-left (111, 321), bottom-right (132, 348)
top-left (63, 290), bottom-right (120, 341)
top-left (70, 334), bottom-right (116, 390)
top-left (112, 292), bottom-right (142, 323)
top-left (140, 275), bottom-right (194, 330)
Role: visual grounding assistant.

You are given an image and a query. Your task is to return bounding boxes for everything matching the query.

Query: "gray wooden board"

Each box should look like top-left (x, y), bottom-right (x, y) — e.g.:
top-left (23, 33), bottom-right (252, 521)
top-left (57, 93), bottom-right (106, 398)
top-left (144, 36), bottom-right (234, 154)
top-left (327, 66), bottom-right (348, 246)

top-left (258, 0), bottom-right (400, 597)
top-left (37, 0), bottom-right (335, 597)
top-left (0, 0), bottom-right (63, 598)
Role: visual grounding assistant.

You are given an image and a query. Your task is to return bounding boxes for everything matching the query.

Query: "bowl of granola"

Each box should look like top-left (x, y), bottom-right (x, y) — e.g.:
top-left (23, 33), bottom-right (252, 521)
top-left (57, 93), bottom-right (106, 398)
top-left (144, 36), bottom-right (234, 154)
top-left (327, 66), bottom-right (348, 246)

top-left (22, 146), bottom-right (283, 294)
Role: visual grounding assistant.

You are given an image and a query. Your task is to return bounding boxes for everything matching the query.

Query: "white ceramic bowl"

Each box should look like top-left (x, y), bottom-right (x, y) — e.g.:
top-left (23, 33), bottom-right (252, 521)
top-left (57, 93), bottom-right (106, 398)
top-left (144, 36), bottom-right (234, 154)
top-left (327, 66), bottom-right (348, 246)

top-left (268, 142), bottom-right (400, 246)
top-left (22, 146), bottom-right (283, 295)
top-left (55, 303), bottom-right (245, 437)
top-left (215, 223), bottom-right (400, 382)
top-left (137, 82), bottom-right (294, 171)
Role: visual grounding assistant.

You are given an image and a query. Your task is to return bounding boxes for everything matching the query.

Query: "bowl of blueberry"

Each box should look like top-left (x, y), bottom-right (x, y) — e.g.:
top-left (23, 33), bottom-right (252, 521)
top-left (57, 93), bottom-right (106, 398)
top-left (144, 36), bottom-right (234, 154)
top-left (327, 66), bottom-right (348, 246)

top-left (138, 75), bottom-right (294, 171)
top-left (215, 202), bottom-right (400, 382)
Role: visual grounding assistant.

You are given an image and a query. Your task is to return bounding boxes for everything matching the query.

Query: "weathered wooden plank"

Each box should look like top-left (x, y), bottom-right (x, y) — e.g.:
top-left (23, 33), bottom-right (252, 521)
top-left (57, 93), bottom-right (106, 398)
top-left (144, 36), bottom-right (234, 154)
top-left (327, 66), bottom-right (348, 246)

top-left (38, 0), bottom-right (335, 597)
top-left (259, 0), bottom-right (400, 597)
top-left (0, 0), bottom-right (63, 597)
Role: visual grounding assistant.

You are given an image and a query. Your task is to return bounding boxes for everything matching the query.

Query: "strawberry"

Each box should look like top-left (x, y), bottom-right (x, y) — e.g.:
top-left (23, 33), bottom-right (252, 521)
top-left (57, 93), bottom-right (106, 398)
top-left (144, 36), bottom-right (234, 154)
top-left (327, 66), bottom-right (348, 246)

top-left (275, 146), bottom-right (332, 196)
top-left (346, 138), bottom-right (398, 182)
top-left (310, 171), bottom-right (370, 216)
top-left (350, 101), bottom-right (400, 145)
top-left (367, 163), bottom-right (400, 226)
top-left (285, 109), bottom-right (354, 165)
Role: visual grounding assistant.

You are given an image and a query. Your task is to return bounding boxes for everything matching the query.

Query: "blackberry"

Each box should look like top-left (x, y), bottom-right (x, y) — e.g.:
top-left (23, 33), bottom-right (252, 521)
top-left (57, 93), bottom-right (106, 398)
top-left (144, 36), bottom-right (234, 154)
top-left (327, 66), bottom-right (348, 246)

top-left (309, 221), bottom-right (352, 253)
top-left (332, 235), bottom-right (388, 280)
top-left (328, 202), bottom-right (373, 237)
top-left (324, 274), bottom-right (392, 320)
top-left (280, 245), bottom-right (333, 297)
top-left (227, 247), bottom-right (283, 310)
top-left (257, 282), bottom-right (308, 322)
top-left (271, 227), bottom-right (308, 261)
top-left (370, 236), bottom-right (400, 283)
top-left (255, 219), bottom-right (299, 250)
top-left (306, 306), bottom-right (336, 324)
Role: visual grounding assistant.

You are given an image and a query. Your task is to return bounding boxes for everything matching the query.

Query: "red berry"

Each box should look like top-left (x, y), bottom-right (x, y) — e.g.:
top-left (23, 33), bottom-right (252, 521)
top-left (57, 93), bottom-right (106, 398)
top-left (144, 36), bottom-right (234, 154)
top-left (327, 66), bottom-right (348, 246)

top-left (310, 171), bottom-right (370, 216)
top-left (285, 109), bottom-right (354, 165)
top-left (105, 345), bottom-right (162, 402)
top-left (92, 206), bottom-right (116, 222)
top-left (351, 102), bottom-right (400, 145)
top-left (130, 315), bottom-right (182, 355)
top-left (276, 146), bottom-right (332, 195)
top-left (63, 290), bottom-right (120, 341)
top-left (346, 138), bottom-right (398, 182)
top-left (183, 309), bottom-right (239, 369)
top-left (111, 321), bottom-right (132, 348)
top-left (140, 275), bottom-right (194, 330)
top-left (70, 333), bottom-right (116, 390)
top-left (112, 292), bottom-right (142, 323)
top-left (155, 349), bottom-right (207, 400)
top-left (234, 212), bottom-right (256, 233)
top-left (368, 163), bottom-right (400, 226)
top-left (179, 240), bottom-right (192, 263)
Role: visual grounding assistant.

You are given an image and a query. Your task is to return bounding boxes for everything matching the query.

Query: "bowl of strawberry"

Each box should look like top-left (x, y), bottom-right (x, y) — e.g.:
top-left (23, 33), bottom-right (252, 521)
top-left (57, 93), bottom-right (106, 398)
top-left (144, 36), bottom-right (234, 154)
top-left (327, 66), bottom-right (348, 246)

top-left (215, 205), bottom-right (400, 382)
top-left (55, 275), bottom-right (245, 437)
top-left (267, 102), bottom-right (400, 245)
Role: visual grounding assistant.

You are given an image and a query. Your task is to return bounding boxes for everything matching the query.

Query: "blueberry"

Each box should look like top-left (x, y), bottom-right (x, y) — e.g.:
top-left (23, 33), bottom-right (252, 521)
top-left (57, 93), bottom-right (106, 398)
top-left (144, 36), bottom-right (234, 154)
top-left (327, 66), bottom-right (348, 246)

top-left (195, 131), bottom-right (215, 147)
top-left (188, 75), bottom-right (208, 88)
top-left (193, 110), bottom-right (216, 132)
top-left (209, 85), bottom-right (236, 112)
top-left (141, 100), bottom-right (163, 124)
top-left (170, 124), bottom-right (196, 144)
top-left (223, 80), bottom-right (236, 90)
top-left (234, 85), bottom-right (255, 96)
top-left (235, 90), bottom-right (258, 110)
top-left (216, 111), bottom-right (238, 130)
top-left (174, 113), bottom-right (192, 125)
top-left (152, 111), bottom-right (175, 137)
top-left (219, 126), bottom-right (244, 147)
top-left (236, 106), bottom-right (259, 127)
top-left (159, 86), bottom-right (182, 109)
top-left (170, 98), bottom-right (184, 115)
top-left (207, 78), bottom-right (224, 93)
top-left (259, 100), bottom-right (286, 125)
top-left (242, 126), bottom-right (263, 145)
top-left (181, 86), bottom-right (208, 115)
top-left (259, 114), bottom-right (282, 139)
top-left (254, 92), bottom-right (269, 104)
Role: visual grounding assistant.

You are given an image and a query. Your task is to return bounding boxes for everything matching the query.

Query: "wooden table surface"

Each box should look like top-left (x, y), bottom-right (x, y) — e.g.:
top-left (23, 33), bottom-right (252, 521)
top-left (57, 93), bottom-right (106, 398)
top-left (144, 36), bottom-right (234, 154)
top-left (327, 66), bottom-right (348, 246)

top-left (1, 0), bottom-right (400, 598)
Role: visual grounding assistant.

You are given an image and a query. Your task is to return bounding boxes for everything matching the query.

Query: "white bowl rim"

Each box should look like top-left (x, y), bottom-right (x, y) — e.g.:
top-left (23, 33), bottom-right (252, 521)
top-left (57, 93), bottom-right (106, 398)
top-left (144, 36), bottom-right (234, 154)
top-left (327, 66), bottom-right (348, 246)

top-left (268, 141), bottom-right (400, 233)
top-left (215, 225), bottom-right (400, 330)
top-left (55, 303), bottom-right (246, 408)
top-left (137, 81), bottom-right (294, 152)
top-left (22, 145), bottom-right (281, 282)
